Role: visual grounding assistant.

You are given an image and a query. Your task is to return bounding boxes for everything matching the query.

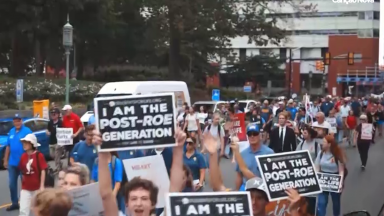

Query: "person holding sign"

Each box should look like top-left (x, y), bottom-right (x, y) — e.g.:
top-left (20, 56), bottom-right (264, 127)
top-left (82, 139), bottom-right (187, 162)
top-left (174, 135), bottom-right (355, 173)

top-left (62, 105), bottom-right (84, 165)
top-left (235, 125), bottom-right (274, 191)
top-left (204, 132), bottom-right (309, 216)
top-left (183, 137), bottom-right (207, 192)
top-left (315, 135), bottom-right (346, 216)
top-left (94, 128), bottom-right (187, 216)
top-left (354, 114), bottom-right (373, 170)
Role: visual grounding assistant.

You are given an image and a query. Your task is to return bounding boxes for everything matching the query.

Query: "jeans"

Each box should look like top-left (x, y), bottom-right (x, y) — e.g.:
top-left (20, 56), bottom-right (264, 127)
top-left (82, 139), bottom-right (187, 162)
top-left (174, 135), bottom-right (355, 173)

top-left (8, 165), bottom-right (21, 205)
top-left (19, 190), bottom-right (37, 216)
top-left (317, 191), bottom-right (341, 216)
top-left (117, 194), bottom-right (125, 214)
top-left (357, 142), bottom-right (370, 166)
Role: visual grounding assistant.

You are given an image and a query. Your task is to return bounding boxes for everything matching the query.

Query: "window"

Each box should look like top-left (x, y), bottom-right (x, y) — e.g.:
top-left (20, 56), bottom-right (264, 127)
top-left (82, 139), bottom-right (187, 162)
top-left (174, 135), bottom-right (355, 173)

top-left (259, 49), bottom-right (273, 56)
top-left (321, 48), bottom-right (329, 58)
top-left (374, 29), bottom-right (379, 37)
top-left (24, 121), bottom-right (37, 132)
top-left (239, 48), bottom-right (246, 62)
top-left (358, 29), bottom-right (374, 38)
top-left (279, 48), bottom-right (287, 60)
top-left (286, 29), bottom-right (358, 36)
top-left (266, 11), bottom-right (358, 19)
top-left (35, 120), bottom-right (49, 131)
top-left (358, 12), bottom-right (365, 20)
top-left (248, 102), bottom-right (256, 108)
top-left (354, 53), bottom-right (363, 63)
top-left (365, 11), bottom-right (373, 20)
top-left (374, 11), bottom-right (380, 20)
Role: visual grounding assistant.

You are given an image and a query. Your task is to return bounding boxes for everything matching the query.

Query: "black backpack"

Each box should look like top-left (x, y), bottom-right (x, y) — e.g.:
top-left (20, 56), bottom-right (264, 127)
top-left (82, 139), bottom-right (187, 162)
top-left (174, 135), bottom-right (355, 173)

top-left (36, 152), bottom-right (55, 187)
top-left (95, 156), bottom-right (128, 195)
top-left (320, 152), bottom-right (348, 180)
top-left (207, 124), bottom-right (222, 137)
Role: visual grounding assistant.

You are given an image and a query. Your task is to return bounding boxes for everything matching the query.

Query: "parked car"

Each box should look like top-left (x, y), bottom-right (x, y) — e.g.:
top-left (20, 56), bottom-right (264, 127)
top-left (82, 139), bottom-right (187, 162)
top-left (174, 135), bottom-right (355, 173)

top-left (0, 117), bottom-right (52, 169)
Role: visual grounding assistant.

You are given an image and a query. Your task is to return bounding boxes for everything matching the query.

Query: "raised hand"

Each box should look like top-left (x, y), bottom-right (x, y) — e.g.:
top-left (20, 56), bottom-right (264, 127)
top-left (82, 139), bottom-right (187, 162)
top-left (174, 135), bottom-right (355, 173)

top-left (174, 128), bottom-right (186, 147)
top-left (203, 132), bottom-right (217, 155)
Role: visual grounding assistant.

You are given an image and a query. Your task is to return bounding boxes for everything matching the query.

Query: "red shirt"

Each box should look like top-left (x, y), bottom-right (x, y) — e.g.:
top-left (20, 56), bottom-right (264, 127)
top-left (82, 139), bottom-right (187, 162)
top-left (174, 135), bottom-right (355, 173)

top-left (346, 116), bottom-right (357, 129)
top-left (62, 112), bottom-right (83, 133)
top-left (19, 152), bottom-right (48, 191)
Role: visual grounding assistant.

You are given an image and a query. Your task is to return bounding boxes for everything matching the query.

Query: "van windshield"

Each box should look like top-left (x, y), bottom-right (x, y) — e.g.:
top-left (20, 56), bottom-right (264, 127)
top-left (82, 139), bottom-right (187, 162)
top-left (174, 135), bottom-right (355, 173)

top-left (96, 94), bottom-right (132, 97)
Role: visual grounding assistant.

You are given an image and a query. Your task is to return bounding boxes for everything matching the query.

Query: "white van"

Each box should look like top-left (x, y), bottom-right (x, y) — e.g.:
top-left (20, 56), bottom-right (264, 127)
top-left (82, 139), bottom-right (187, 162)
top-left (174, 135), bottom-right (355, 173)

top-left (81, 81), bottom-right (191, 124)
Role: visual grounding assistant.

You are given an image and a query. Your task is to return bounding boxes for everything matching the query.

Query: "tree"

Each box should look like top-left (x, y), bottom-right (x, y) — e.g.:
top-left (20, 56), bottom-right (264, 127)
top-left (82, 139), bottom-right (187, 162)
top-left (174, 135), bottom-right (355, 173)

top-left (139, 0), bottom-right (313, 79)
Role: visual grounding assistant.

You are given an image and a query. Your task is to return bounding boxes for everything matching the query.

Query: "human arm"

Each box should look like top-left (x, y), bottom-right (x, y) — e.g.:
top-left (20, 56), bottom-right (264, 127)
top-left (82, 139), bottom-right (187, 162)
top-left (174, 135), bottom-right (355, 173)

top-left (46, 121), bottom-right (51, 135)
top-left (231, 142), bottom-right (255, 179)
top-left (73, 116), bottom-right (84, 138)
top-left (170, 129), bottom-right (187, 192)
top-left (38, 153), bottom-right (48, 190)
top-left (220, 126), bottom-right (225, 155)
top-left (183, 115), bottom-right (188, 132)
top-left (314, 152), bottom-right (321, 172)
top-left (196, 154), bottom-right (206, 191)
top-left (204, 132), bottom-right (226, 191)
top-left (92, 130), bottom-right (119, 216)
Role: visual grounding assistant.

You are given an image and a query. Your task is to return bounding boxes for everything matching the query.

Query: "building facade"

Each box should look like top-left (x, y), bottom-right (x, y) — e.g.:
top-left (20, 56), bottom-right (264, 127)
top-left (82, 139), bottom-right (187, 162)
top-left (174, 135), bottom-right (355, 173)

top-left (208, 0), bottom-right (380, 96)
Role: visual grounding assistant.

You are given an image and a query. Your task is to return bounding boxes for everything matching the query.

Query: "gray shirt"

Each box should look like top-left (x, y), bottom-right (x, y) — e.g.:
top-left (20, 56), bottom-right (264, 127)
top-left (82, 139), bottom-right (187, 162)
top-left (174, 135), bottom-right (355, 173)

top-left (315, 151), bottom-right (341, 173)
top-left (296, 139), bottom-right (320, 162)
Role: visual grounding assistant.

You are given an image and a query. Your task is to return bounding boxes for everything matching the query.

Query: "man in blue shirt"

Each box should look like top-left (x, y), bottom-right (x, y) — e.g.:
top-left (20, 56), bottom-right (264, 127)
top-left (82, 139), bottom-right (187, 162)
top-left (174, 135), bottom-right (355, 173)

top-left (286, 99), bottom-right (298, 120)
top-left (70, 125), bottom-right (98, 177)
top-left (235, 125), bottom-right (274, 191)
top-left (320, 96), bottom-right (334, 117)
top-left (3, 114), bottom-right (32, 211)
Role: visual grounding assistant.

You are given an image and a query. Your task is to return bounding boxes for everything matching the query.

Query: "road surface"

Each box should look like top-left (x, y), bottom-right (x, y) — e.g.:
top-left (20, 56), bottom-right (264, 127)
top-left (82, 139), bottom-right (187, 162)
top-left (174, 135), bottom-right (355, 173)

top-left (0, 140), bottom-right (383, 216)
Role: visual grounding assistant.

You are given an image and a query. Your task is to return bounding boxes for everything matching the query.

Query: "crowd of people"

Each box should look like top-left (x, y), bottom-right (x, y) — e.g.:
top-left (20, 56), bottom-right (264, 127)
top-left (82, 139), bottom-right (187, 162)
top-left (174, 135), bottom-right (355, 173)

top-left (0, 94), bottom-right (379, 216)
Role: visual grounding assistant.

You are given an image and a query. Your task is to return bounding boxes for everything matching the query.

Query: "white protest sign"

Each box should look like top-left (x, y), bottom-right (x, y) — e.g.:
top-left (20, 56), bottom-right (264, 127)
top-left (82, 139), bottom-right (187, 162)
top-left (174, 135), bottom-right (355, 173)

top-left (317, 172), bottom-right (342, 193)
top-left (361, 123), bottom-right (373, 140)
top-left (56, 128), bottom-right (73, 145)
top-left (94, 93), bottom-right (177, 152)
top-left (326, 117), bottom-right (337, 133)
top-left (68, 183), bottom-right (104, 216)
top-left (123, 155), bottom-right (170, 208)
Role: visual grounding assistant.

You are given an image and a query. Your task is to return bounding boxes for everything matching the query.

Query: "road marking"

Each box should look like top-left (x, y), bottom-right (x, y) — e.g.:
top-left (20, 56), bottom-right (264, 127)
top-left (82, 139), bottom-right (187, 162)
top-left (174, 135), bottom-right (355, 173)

top-left (0, 203), bottom-right (12, 209)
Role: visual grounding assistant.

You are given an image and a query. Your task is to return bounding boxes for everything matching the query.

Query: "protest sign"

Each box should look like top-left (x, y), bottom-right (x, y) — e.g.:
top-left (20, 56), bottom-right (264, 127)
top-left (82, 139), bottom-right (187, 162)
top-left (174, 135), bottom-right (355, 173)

top-left (94, 93), bottom-right (176, 151)
top-left (166, 191), bottom-right (252, 216)
top-left (123, 155), bottom-right (170, 208)
top-left (317, 172), bottom-right (342, 193)
top-left (68, 183), bottom-right (104, 216)
top-left (230, 113), bottom-right (247, 142)
top-left (256, 150), bottom-right (322, 201)
top-left (361, 123), bottom-right (373, 140)
top-left (56, 128), bottom-right (73, 145)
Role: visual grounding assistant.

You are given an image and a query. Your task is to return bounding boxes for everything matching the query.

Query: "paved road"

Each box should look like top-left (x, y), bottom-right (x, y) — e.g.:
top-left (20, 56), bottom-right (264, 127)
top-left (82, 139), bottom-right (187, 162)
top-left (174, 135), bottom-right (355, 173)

top-left (0, 139), bottom-right (384, 216)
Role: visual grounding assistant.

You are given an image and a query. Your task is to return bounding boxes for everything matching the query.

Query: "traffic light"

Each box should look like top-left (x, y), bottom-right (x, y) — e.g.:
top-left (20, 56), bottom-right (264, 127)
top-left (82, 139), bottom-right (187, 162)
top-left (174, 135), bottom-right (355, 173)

top-left (324, 52), bottom-right (331, 65)
top-left (315, 61), bottom-right (324, 71)
top-left (348, 52), bottom-right (354, 65)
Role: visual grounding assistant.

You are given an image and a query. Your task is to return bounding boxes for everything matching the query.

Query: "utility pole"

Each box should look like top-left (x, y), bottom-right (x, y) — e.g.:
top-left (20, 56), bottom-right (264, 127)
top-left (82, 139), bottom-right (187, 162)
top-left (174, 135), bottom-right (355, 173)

top-left (288, 49), bottom-right (292, 97)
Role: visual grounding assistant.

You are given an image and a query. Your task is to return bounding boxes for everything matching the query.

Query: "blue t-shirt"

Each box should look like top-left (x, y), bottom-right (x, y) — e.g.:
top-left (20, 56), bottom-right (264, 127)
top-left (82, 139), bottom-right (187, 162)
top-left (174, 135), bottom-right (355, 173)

top-left (92, 157), bottom-right (123, 188)
top-left (118, 150), bottom-right (144, 160)
top-left (320, 102), bottom-right (334, 117)
top-left (235, 144), bottom-right (274, 184)
top-left (7, 126), bottom-right (32, 166)
top-left (315, 151), bottom-right (340, 174)
top-left (146, 148), bottom-right (173, 176)
top-left (88, 115), bottom-right (96, 125)
top-left (351, 101), bottom-right (361, 115)
top-left (260, 106), bottom-right (272, 122)
top-left (183, 151), bottom-right (207, 180)
top-left (286, 107), bottom-right (297, 120)
top-left (70, 141), bottom-right (98, 176)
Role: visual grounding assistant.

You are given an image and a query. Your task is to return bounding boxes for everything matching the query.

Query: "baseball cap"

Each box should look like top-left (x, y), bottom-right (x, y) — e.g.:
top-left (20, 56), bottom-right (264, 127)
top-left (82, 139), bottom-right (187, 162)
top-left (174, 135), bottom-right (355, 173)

top-left (50, 108), bottom-right (60, 114)
top-left (62, 105), bottom-right (72, 111)
top-left (263, 100), bottom-right (269, 104)
top-left (246, 125), bottom-right (260, 134)
top-left (360, 114), bottom-right (367, 120)
top-left (13, 114), bottom-right (21, 119)
top-left (288, 99), bottom-right (293, 103)
top-left (20, 134), bottom-right (41, 147)
top-left (245, 177), bottom-right (268, 199)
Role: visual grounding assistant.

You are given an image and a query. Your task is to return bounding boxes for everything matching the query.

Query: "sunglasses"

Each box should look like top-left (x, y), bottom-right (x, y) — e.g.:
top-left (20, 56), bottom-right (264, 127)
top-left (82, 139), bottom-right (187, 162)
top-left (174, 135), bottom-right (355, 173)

top-left (247, 132), bottom-right (260, 137)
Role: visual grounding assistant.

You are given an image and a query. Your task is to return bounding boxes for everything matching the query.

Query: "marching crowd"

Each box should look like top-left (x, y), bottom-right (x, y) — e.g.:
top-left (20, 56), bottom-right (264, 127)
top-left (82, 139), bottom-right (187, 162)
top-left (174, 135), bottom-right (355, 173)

top-left (1, 94), bottom-right (380, 216)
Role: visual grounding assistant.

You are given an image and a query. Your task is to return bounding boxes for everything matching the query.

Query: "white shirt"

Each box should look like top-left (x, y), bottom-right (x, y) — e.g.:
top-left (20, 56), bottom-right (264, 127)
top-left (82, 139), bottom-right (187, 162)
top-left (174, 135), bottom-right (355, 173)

top-left (312, 121), bottom-right (332, 131)
top-left (339, 105), bottom-right (350, 117)
top-left (279, 126), bottom-right (286, 148)
top-left (186, 113), bottom-right (198, 131)
top-left (204, 124), bottom-right (225, 150)
top-left (197, 112), bottom-right (208, 124)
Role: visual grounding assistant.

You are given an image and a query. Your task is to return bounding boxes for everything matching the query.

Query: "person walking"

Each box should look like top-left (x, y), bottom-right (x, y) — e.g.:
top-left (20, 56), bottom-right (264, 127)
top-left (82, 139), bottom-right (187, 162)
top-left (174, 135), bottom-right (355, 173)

top-left (3, 114), bottom-right (32, 211)
top-left (46, 107), bottom-right (63, 172)
top-left (62, 105), bottom-right (84, 165)
top-left (354, 114), bottom-right (373, 170)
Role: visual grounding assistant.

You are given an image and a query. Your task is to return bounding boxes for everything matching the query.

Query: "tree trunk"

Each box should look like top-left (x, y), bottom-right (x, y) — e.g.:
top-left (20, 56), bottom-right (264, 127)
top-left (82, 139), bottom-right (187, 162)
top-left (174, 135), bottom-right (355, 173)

top-left (34, 37), bottom-right (42, 75)
top-left (168, 10), bottom-right (181, 79)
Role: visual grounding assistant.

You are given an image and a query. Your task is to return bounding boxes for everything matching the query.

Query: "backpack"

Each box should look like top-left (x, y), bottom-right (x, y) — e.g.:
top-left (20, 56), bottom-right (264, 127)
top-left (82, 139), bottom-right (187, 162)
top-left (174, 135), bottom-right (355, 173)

top-left (95, 156), bottom-right (128, 195)
top-left (207, 124), bottom-right (222, 137)
top-left (320, 152), bottom-right (348, 180)
top-left (299, 141), bottom-right (319, 157)
top-left (36, 152), bottom-right (55, 187)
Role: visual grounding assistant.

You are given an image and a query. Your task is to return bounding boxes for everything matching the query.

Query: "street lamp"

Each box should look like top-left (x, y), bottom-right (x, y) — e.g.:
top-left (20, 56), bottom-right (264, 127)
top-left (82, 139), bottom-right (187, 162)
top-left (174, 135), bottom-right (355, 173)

top-left (63, 14), bottom-right (73, 104)
top-left (308, 71), bottom-right (313, 94)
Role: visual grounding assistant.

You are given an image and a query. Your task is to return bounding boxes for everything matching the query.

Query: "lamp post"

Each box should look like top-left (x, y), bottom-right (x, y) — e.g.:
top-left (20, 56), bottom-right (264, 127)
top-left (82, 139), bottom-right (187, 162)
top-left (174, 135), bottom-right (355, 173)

top-left (62, 15), bottom-right (73, 104)
top-left (308, 71), bottom-right (313, 94)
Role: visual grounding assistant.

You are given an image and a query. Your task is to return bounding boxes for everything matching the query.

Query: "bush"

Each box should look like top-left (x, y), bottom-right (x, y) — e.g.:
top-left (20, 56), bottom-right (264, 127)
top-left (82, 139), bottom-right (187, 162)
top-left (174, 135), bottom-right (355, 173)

top-left (0, 79), bottom-right (104, 105)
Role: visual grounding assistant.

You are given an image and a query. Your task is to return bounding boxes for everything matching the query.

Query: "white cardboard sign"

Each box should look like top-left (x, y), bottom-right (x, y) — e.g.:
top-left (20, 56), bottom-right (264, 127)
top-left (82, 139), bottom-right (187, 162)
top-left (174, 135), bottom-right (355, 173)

top-left (123, 155), bottom-right (170, 208)
top-left (56, 128), bottom-right (73, 145)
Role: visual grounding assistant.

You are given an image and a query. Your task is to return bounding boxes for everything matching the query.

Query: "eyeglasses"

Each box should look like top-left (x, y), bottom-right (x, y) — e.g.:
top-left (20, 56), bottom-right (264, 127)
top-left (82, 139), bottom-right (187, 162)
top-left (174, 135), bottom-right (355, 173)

top-left (247, 132), bottom-right (260, 137)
